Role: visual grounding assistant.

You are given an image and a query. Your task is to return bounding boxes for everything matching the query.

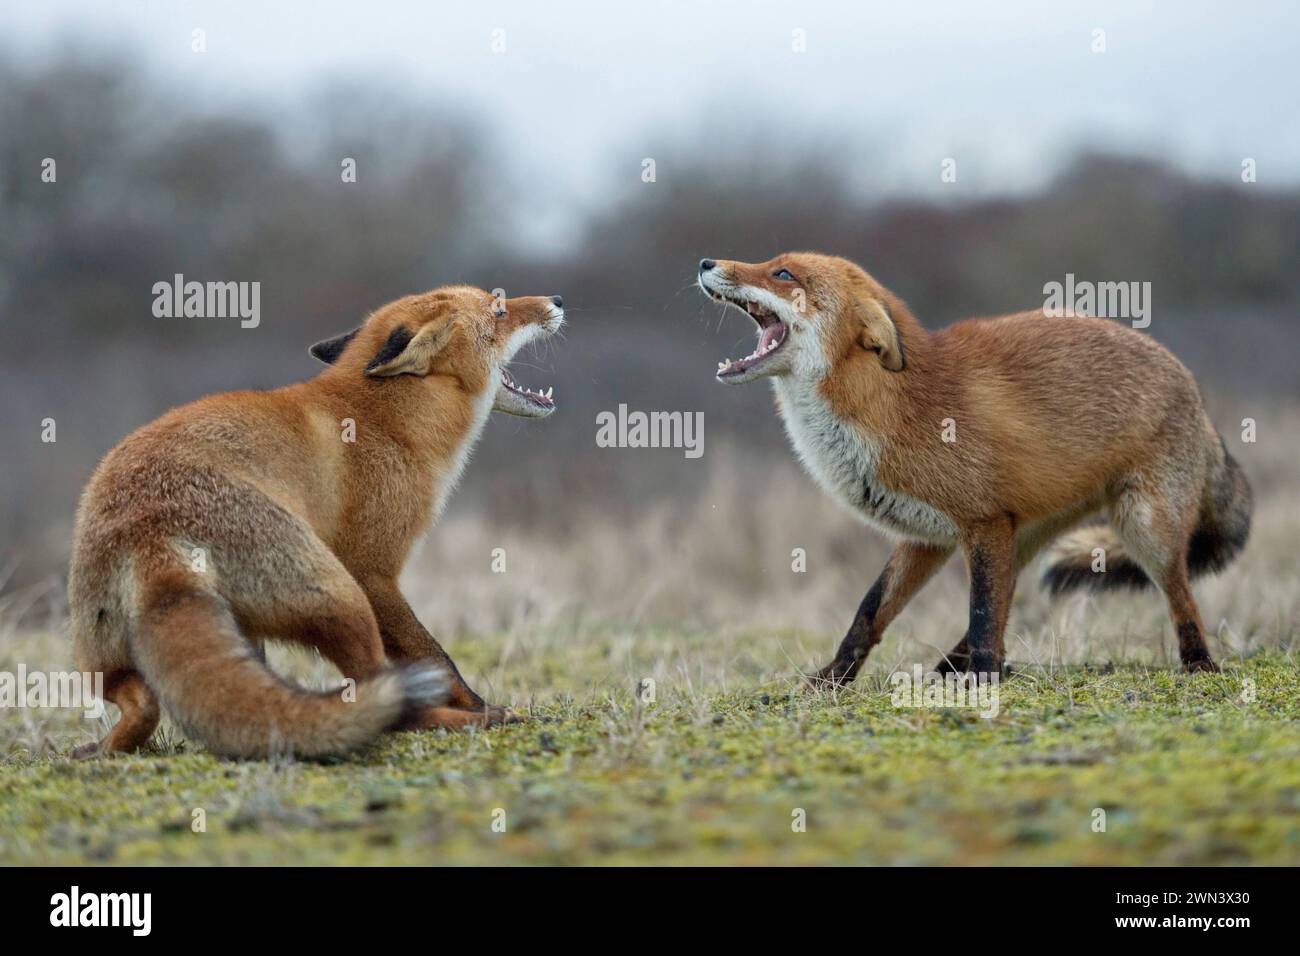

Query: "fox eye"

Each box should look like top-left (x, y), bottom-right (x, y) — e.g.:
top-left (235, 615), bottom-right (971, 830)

top-left (493, 307), bottom-right (506, 318)
top-left (773, 269), bottom-right (795, 282)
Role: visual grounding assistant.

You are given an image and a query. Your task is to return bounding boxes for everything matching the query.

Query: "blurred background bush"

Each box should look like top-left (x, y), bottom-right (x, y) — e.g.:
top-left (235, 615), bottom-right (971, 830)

top-left (1, 4), bottom-right (1296, 642)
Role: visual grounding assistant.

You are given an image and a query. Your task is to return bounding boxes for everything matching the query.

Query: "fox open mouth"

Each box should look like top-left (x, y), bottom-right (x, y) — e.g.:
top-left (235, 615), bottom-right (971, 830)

top-left (716, 300), bottom-right (789, 378)
top-left (500, 368), bottom-right (554, 410)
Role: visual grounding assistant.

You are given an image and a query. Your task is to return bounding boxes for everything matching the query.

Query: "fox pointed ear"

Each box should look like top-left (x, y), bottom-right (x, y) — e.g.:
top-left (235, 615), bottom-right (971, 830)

top-left (364, 321), bottom-right (455, 378)
top-left (857, 298), bottom-right (904, 372)
top-left (309, 327), bottom-right (360, 365)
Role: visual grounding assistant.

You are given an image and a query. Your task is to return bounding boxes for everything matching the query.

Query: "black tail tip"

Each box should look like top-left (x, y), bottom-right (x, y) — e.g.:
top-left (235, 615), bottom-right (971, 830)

top-left (399, 662), bottom-right (450, 709)
top-left (390, 663), bottom-right (450, 731)
top-left (1041, 559), bottom-right (1154, 596)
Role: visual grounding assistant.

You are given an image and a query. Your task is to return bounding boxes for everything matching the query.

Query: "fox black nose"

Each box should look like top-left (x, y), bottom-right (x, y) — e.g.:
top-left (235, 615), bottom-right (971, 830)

top-left (549, 295), bottom-right (563, 308)
top-left (699, 259), bottom-right (716, 272)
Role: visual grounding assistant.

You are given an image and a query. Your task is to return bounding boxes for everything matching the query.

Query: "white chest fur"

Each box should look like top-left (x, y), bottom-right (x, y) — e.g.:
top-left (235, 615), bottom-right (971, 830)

top-left (771, 376), bottom-right (958, 545)
top-left (431, 385), bottom-right (496, 519)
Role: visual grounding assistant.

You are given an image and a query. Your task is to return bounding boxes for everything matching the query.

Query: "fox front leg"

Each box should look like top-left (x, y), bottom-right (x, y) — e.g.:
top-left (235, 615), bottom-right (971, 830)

top-left (808, 541), bottom-right (952, 687)
top-left (361, 576), bottom-right (522, 725)
top-left (961, 518), bottom-right (1016, 677)
top-left (934, 578), bottom-right (1019, 674)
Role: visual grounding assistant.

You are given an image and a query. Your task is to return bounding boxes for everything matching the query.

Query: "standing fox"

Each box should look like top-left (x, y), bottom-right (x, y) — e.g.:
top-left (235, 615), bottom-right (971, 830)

top-left (698, 252), bottom-right (1251, 682)
top-left (69, 286), bottom-right (564, 758)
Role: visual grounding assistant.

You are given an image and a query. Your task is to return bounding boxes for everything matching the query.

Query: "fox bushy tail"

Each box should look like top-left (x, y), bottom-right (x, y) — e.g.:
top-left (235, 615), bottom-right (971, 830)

top-left (131, 576), bottom-right (447, 759)
top-left (1042, 442), bottom-right (1252, 595)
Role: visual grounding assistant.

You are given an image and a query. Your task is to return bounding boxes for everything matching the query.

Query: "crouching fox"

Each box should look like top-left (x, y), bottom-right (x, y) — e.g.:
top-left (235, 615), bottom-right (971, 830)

top-left (698, 252), bottom-right (1250, 682)
top-left (69, 286), bottom-right (564, 758)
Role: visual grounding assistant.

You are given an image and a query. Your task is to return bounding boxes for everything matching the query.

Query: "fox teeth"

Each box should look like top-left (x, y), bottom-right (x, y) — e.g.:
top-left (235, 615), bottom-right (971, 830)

top-left (544, 387), bottom-right (553, 398)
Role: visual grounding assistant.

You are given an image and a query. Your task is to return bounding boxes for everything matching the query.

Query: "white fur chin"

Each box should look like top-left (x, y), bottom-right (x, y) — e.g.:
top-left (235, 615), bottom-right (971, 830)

top-left (505, 322), bottom-right (546, 359)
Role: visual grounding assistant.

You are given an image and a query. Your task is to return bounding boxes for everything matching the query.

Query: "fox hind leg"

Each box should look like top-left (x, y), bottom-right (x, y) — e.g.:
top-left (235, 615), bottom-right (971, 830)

top-left (72, 670), bottom-right (160, 758)
top-left (1110, 481), bottom-right (1217, 672)
top-left (223, 530), bottom-right (487, 731)
top-left (1163, 566), bottom-right (1218, 672)
top-left (231, 543), bottom-right (392, 685)
top-left (270, 574), bottom-right (520, 730)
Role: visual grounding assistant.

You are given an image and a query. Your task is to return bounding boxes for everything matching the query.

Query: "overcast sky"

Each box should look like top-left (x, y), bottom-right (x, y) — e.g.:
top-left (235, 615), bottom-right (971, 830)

top-left (5, 0), bottom-right (1297, 242)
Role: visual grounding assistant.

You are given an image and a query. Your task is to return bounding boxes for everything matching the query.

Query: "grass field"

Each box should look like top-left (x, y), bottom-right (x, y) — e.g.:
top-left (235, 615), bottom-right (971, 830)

top-left (2, 634), bottom-right (1297, 865)
top-left (1, 428), bottom-right (1296, 866)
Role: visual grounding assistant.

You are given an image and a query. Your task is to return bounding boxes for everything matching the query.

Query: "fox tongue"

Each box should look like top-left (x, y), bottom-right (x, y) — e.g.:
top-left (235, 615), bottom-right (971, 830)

top-left (758, 323), bottom-right (783, 353)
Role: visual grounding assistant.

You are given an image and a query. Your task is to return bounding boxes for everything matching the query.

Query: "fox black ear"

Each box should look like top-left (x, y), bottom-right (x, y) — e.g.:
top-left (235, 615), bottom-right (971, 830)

top-left (309, 327), bottom-right (360, 365)
top-left (365, 327), bottom-right (415, 375)
top-left (857, 299), bottom-right (904, 372)
top-left (364, 321), bottom-right (455, 378)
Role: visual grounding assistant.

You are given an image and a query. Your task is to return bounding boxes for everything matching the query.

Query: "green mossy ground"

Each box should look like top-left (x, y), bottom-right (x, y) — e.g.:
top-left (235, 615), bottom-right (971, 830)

top-left (3, 649), bottom-right (1297, 865)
